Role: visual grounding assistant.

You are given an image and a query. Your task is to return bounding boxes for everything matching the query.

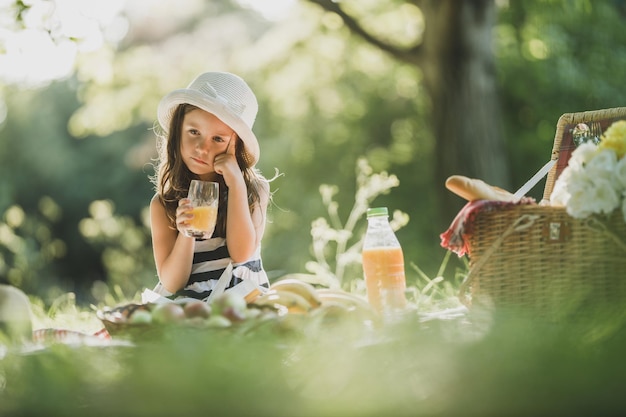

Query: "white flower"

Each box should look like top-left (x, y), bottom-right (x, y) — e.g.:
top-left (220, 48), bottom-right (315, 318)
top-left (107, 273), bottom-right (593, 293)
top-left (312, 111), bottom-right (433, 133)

top-left (566, 178), bottom-right (619, 218)
top-left (568, 142), bottom-right (597, 170)
top-left (550, 166), bottom-right (576, 206)
top-left (614, 157), bottom-right (626, 190)
top-left (550, 176), bottom-right (569, 206)
top-left (591, 177), bottom-right (621, 214)
top-left (585, 149), bottom-right (617, 181)
top-left (565, 176), bottom-right (595, 218)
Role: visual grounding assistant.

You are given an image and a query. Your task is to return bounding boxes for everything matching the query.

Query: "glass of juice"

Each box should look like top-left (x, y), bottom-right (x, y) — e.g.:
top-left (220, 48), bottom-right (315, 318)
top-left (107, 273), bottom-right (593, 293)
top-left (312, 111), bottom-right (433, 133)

top-left (184, 180), bottom-right (219, 239)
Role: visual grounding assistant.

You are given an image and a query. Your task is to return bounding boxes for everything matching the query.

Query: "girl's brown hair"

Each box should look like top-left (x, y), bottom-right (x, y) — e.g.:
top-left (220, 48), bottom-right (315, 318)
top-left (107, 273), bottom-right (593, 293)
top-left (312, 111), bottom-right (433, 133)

top-left (151, 104), bottom-right (268, 237)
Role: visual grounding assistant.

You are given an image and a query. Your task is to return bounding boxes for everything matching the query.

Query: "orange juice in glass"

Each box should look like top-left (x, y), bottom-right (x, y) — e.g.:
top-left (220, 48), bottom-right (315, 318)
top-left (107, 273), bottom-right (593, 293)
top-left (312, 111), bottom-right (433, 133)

top-left (184, 180), bottom-right (219, 239)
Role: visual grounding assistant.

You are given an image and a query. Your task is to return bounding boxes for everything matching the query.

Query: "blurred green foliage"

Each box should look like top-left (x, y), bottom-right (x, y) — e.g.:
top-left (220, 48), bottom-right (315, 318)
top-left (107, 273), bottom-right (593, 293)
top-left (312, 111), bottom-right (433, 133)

top-left (2, 304), bottom-right (626, 417)
top-left (1, 0), bottom-right (626, 306)
top-left (0, 82), bottom-right (154, 302)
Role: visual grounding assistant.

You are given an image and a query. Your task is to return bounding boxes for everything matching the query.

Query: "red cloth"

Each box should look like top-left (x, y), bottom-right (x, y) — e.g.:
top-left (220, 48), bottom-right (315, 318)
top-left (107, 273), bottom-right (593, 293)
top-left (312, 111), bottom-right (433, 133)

top-left (93, 327), bottom-right (112, 339)
top-left (31, 327), bottom-right (111, 344)
top-left (440, 198), bottom-right (536, 257)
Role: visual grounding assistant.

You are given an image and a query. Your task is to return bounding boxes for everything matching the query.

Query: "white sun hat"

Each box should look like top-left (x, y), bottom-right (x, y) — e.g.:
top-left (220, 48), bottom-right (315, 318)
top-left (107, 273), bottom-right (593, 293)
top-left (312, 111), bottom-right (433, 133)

top-left (157, 71), bottom-right (260, 167)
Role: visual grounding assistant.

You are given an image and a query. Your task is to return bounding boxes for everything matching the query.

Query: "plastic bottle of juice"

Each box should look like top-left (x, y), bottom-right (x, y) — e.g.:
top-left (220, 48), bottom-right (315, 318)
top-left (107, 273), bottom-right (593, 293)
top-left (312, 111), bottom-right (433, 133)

top-left (362, 207), bottom-right (407, 314)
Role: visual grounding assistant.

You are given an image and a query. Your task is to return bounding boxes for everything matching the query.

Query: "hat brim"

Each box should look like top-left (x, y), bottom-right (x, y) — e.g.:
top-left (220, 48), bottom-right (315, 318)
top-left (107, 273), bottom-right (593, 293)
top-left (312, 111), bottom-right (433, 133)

top-left (157, 89), bottom-right (260, 167)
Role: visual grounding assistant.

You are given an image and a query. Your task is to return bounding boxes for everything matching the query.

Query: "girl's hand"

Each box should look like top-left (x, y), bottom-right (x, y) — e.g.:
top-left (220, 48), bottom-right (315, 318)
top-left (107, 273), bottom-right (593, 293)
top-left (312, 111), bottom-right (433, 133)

top-left (175, 198), bottom-right (194, 235)
top-left (213, 134), bottom-right (244, 187)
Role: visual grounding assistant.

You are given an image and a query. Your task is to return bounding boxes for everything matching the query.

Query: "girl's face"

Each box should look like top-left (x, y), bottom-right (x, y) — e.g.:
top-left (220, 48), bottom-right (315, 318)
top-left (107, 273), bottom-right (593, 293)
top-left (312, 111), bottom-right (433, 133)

top-left (180, 108), bottom-right (234, 180)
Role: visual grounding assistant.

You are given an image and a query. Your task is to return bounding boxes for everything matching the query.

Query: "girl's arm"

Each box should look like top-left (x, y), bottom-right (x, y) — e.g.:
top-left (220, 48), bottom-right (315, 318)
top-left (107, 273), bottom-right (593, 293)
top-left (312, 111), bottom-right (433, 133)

top-left (224, 177), bottom-right (269, 262)
top-left (214, 136), bottom-right (269, 262)
top-left (150, 194), bottom-right (195, 293)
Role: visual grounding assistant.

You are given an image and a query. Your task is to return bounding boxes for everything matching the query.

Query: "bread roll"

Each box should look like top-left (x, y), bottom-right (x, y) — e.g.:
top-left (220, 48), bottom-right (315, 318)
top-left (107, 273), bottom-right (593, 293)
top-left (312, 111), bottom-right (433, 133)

top-left (445, 175), bottom-right (516, 202)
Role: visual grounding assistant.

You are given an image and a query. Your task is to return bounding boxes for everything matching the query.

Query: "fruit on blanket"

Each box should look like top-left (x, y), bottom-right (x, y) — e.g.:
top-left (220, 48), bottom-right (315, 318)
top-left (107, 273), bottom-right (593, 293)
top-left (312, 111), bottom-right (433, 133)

top-left (316, 289), bottom-right (371, 309)
top-left (253, 289), bottom-right (313, 314)
top-left (241, 307), bottom-right (262, 320)
top-left (185, 316), bottom-right (209, 327)
top-left (311, 301), bottom-right (350, 319)
top-left (211, 292), bottom-right (248, 322)
top-left (316, 289), bottom-right (379, 323)
top-left (307, 301), bottom-right (356, 330)
top-left (205, 314), bottom-right (232, 328)
top-left (99, 284), bottom-right (382, 339)
top-left (151, 303), bottom-right (186, 324)
top-left (183, 300), bottom-right (212, 319)
top-left (128, 309), bottom-right (153, 324)
top-left (269, 278), bottom-right (322, 308)
top-left (244, 287), bottom-right (263, 304)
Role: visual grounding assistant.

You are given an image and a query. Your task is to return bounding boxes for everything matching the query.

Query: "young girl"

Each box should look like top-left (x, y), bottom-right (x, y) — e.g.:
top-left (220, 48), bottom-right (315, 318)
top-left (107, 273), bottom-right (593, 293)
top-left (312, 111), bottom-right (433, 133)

top-left (149, 72), bottom-right (270, 301)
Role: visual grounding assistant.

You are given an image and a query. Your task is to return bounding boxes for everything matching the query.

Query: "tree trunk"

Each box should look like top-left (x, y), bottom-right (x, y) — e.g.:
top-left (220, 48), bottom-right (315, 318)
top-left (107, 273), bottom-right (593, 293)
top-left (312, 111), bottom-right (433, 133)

top-left (306, 0), bottom-right (511, 226)
top-left (420, 0), bottom-right (510, 225)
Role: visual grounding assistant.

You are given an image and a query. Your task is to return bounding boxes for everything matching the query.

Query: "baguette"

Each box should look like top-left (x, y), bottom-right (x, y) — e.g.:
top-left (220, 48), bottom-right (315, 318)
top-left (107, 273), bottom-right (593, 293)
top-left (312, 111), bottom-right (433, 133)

top-left (445, 175), bottom-right (516, 202)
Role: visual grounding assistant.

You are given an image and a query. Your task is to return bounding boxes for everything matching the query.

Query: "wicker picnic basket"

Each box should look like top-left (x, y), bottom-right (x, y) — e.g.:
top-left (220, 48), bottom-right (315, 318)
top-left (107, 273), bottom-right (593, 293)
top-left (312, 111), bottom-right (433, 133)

top-left (458, 107), bottom-right (626, 317)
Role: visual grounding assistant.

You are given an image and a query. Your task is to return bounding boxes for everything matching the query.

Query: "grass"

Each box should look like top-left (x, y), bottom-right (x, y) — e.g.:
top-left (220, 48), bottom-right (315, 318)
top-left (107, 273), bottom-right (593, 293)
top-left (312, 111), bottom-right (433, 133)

top-left (2, 299), bottom-right (626, 417)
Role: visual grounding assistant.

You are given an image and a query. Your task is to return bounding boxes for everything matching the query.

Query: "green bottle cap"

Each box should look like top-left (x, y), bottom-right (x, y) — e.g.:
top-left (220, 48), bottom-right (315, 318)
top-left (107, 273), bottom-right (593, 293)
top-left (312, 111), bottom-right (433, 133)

top-left (366, 207), bottom-right (388, 217)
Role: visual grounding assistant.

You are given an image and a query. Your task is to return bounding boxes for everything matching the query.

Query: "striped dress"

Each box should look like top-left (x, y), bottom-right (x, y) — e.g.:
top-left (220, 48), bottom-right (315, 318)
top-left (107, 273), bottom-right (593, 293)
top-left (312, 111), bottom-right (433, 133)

top-left (160, 237), bottom-right (269, 301)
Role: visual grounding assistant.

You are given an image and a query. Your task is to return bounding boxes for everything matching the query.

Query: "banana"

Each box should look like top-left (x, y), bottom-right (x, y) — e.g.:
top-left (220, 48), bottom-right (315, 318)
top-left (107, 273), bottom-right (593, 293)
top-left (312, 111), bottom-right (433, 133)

top-left (315, 289), bottom-right (379, 321)
top-left (269, 278), bottom-right (322, 308)
top-left (243, 287), bottom-right (263, 304)
top-left (252, 289), bottom-right (312, 314)
top-left (309, 300), bottom-right (350, 321)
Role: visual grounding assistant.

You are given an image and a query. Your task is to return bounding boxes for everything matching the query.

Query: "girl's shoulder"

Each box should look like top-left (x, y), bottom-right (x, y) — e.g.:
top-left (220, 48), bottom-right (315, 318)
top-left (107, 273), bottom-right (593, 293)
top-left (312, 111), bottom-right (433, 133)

top-left (150, 193), bottom-right (168, 211)
top-left (150, 193), bottom-right (163, 205)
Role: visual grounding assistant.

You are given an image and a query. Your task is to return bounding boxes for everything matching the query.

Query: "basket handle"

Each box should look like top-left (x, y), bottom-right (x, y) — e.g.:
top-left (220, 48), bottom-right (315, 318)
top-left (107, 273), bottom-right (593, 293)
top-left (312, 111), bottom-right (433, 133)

top-left (458, 214), bottom-right (540, 307)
